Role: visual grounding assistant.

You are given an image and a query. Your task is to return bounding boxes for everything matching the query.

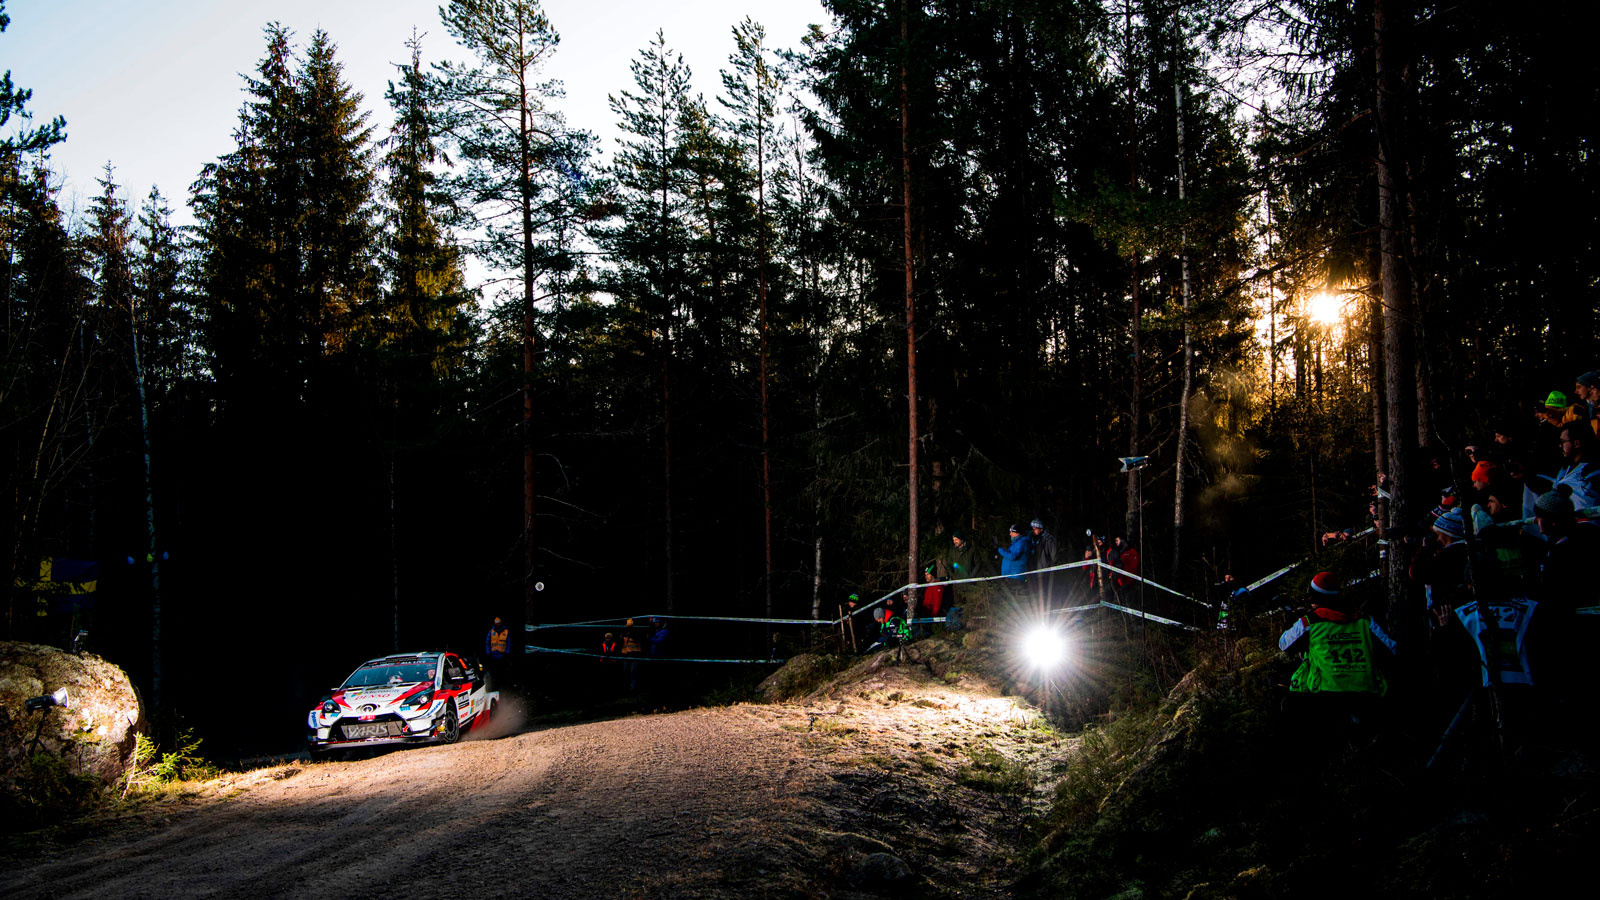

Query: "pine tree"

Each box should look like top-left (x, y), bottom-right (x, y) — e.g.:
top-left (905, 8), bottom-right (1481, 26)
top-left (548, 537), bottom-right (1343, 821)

top-left (0, 1), bottom-right (65, 154)
top-left (430, 0), bottom-right (594, 622)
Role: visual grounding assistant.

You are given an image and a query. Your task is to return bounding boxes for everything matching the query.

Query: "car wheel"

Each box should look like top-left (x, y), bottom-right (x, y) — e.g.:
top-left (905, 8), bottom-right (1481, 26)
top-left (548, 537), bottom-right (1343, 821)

top-left (438, 705), bottom-right (460, 744)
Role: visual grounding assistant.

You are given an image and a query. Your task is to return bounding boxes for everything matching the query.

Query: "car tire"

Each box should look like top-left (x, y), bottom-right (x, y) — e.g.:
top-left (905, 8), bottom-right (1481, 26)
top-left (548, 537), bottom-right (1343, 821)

top-left (438, 705), bottom-right (460, 744)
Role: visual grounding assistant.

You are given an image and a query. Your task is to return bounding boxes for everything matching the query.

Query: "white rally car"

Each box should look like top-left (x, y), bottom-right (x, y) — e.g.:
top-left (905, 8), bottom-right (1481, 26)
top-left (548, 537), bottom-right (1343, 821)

top-left (306, 651), bottom-right (498, 758)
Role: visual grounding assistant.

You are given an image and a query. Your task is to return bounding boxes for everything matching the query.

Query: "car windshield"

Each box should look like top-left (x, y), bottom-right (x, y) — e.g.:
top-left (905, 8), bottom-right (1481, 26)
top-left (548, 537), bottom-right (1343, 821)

top-left (342, 661), bottom-right (434, 688)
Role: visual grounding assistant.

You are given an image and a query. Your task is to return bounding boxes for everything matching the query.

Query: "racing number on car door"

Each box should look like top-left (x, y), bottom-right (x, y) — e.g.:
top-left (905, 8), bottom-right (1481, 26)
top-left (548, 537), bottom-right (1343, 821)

top-left (445, 656), bottom-right (473, 719)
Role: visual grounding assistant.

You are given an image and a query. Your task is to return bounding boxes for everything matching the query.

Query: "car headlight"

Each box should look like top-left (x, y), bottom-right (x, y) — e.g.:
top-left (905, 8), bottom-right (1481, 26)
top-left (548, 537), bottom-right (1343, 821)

top-left (402, 690), bottom-right (433, 710)
top-left (321, 700), bottom-right (338, 716)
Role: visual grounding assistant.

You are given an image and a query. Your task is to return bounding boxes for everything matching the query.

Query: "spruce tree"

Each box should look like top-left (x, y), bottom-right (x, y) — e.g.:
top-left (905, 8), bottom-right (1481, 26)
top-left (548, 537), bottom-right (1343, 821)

top-left (597, 30), bottom-right (695, 610)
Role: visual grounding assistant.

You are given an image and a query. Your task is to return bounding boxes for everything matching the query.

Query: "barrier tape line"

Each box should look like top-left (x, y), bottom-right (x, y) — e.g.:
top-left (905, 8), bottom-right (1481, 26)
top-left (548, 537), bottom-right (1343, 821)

top-left (528, 615), bottom-right (827, 631)
top-left (1100, 601), bottom-right (1200, 631)
top-left (525, 645), bottom-right (784, 664)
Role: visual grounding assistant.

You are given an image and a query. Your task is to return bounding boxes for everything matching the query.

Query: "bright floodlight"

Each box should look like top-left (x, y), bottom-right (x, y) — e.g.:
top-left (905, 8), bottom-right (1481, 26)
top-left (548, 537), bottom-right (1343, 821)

top-left (1022, 626), bottom-right (1068, 669)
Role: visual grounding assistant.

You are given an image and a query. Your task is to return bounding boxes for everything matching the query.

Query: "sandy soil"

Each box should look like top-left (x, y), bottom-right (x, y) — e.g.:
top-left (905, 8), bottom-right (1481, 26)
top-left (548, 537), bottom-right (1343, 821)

top-left (1, 649), bottom-right (1070, 900)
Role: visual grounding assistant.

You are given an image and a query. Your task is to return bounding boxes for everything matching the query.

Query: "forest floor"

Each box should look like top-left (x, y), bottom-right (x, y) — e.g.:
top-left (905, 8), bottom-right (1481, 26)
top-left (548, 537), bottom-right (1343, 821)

top-left (0, 641), bottom-right (1071, 900)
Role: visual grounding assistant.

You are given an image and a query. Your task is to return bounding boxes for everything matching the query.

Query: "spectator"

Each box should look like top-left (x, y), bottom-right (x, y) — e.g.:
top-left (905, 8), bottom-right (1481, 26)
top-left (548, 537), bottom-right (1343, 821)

top-left (1415, 508), bottom-right (1471, 630)
top-left (941, 530), bottom-right (986, 585)
top-left (1114, 538), bottom-right (1141, 591)
top-left (1030, 519), bottom-right (1062, 604)
top-left (1552, 424), bottom-right (1600, 510)
top-left (600, 632), bottom-right (618, 657)
top-left (919, 565), bottom-right (947, 620)
top-left (866, 606), bottom-right (912, 662)
top-left (996, 524), bottom-right (1033, 582)
top-left (1473, 486), bottom-right (1540, 589)
top-left (647, 616), bottom-right (670, 657)
top-left (1536, 389), bottom-right (1585, 430)
top-left (1278, 572), bottom-right (1397, 737)
top-left (620, 617), bottom-right (644, 692)
top-left (1574, 371), bottom-right (1600, 423)
top-left (485, 615), bottom-right (512, 687)
top-left (1534, 488), bottom-right (1600, 699)
top-left (1535, 489), bottom-right (1600, 609)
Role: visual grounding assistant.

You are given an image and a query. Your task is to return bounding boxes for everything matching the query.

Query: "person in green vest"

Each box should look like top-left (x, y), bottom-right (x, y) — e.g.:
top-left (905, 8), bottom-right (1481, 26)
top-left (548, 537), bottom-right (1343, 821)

top-left (1278, 572), bottom-right (1397, 739)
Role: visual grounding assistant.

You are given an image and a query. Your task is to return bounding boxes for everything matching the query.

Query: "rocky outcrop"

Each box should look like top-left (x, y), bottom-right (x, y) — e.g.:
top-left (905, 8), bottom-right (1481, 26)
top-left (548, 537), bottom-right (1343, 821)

top-left (1, 642), bottom-right (144, 801)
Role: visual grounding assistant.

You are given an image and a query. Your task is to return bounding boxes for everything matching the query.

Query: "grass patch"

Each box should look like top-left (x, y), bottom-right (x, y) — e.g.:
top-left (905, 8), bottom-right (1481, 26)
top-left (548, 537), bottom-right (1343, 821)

top-left (1044, 709), bottom-right (1161, 831)
top-left (958, 743), bottom-right (1035, 794)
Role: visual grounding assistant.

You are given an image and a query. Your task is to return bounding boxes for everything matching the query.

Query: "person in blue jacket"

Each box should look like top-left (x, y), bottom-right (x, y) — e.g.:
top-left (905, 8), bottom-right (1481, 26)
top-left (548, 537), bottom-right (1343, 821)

top-left (996, 524), bottom-right (1034, 580)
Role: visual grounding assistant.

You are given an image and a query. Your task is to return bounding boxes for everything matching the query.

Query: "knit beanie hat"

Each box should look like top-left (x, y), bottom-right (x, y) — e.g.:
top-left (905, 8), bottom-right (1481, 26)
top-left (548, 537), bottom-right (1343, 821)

top-left (1432, 507), bottom-right (1466, 540)
top-left (1545, 390), bottom-right (1569, 409)
top-left (1579, 371), bottom-right (1600, 390)
top-left (1535, 489), bottom-right (1575, 518)
top-left (1470, 460), bottom-right (1499, 484)
top-left (1309, 571), bottom-right (1341, 596)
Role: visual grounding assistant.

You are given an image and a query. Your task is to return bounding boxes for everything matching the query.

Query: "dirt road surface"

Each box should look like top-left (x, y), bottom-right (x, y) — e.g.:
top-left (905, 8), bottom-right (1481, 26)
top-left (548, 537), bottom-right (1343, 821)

top-left (3, 652), bottom-right (1068, 899)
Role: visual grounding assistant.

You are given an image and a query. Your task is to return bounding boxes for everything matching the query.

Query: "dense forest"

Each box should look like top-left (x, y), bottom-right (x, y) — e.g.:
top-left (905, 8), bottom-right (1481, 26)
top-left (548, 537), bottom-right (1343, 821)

top-left (4, 0), bottom-right (1595, 748)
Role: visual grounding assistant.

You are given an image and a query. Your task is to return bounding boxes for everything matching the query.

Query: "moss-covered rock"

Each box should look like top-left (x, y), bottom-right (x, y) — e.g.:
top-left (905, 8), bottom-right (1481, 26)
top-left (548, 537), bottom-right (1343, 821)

top-left (1, 641), bottom-right (143, 829)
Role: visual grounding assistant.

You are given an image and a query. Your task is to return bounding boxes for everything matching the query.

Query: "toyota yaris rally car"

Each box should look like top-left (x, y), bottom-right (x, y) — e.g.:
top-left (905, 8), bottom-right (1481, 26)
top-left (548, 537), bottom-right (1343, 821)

top-left (307, 651), bottom-right (498, 758)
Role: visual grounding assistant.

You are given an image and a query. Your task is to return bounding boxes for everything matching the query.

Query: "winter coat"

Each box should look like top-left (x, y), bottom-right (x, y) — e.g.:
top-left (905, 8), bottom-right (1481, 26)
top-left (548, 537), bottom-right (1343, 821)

top-left (1032, 529), bottom-right (1061, 571)
top-left (997, 534), bottom-right (1033, 579)
top-left (945, 539), bottom-right (986, 580)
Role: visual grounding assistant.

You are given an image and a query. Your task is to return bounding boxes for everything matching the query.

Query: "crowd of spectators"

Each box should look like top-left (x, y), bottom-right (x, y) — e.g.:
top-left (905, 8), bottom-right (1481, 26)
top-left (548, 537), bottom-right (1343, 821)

top-left (1289, 370), bottom-right (1600, 754)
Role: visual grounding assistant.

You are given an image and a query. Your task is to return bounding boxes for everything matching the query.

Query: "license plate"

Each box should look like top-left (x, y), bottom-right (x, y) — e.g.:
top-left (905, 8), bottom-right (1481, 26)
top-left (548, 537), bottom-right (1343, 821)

top-left (341, 721), bottom-right (395, 739)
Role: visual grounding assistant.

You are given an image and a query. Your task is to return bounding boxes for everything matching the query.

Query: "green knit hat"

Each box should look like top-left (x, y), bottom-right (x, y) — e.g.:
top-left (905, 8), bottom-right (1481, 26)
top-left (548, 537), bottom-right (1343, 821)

top-left (1545, 390), bottom-right (1568, 409)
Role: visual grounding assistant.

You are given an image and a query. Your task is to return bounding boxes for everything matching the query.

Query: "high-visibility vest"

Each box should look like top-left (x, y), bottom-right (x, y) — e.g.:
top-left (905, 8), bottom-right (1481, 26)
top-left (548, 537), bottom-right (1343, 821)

top-left (1289, 618), bottom-right (1386, 695)
top-left (488, 626), bottom-right (510, 655)
top-left (600, 641), bottom-right (617, 656)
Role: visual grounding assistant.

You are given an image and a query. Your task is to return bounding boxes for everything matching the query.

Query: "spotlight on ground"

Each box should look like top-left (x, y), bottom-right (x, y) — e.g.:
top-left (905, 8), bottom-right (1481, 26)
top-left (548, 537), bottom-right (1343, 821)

top-left (1021, 625), bottom-right (1068, 670)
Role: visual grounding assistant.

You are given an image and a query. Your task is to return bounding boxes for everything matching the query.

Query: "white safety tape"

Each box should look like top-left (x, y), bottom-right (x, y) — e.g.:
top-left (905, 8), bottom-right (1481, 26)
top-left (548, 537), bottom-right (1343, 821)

top-left (527, 614), bottom-right (826, 631)
top-left (525, 645), bottom-right (783, 664)
top-left (1094, 563), bottom-right (1210, 606)
top-left (1241, 563), bottom-right (1298, 594)
top-left (1048, 603), bottom-right (1105, 616)
top-left (1100, 601), bottom-right (1200, 630)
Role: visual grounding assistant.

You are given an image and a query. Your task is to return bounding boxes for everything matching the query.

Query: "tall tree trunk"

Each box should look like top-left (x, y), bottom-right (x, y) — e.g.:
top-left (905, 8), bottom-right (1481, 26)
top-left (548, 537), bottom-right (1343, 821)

top-left (1376, 0), bottom-right (1417, 630)
top-left (1370, 286), bottom-right (1389, 506)
top-left (1123, 2), bottom-right (1141, 542)
top-left (131, 302), bottom-right (162, 710)
top-left (901, 0), bottom-right (921, 593)
top-left (758, 100), bottom-right (774, 620)
top-left (520, 86), bottom-right (538, 628)
top-left (1266, 177), bottom-right (1277, 420)
top-left (660, 113), bottom-right (677, 613)
top-left (1171, 59), bottom-right (1193, 580)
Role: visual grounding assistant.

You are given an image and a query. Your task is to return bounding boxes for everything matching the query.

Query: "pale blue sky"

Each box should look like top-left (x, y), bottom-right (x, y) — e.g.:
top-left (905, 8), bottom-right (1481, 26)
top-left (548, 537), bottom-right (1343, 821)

top-left (4, 0), bottom-right (827, 225)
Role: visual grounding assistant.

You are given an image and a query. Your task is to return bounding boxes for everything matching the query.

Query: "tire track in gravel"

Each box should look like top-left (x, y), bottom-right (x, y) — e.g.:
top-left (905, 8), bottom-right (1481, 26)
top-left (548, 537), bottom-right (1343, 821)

top-left (2, 708), bottom-right (817, 900)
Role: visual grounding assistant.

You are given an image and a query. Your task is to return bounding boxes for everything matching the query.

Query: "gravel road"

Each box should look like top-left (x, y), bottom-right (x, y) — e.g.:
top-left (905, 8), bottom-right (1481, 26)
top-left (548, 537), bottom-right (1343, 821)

top-left (3, 654), bottom-right (1065, 899)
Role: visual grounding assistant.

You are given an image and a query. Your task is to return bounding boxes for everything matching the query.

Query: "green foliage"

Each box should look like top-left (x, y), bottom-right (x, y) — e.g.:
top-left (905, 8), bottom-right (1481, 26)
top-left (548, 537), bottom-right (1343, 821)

top-left (0, 1), bottom-right (66, 153)
top-left (123, 727), bottom-right (220, 793)
top-left (0, 753), bottom-right (104, 833)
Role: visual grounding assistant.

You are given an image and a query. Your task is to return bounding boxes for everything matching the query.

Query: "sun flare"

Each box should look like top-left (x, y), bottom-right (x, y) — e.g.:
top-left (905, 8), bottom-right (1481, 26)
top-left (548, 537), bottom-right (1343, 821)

top-left (1308, 291), bottom-right (1343, 325)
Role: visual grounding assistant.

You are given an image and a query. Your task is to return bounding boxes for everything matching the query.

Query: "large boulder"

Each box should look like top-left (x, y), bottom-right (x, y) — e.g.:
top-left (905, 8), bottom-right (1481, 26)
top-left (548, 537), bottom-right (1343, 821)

top-left (0, 642), bottom-right (144, 799)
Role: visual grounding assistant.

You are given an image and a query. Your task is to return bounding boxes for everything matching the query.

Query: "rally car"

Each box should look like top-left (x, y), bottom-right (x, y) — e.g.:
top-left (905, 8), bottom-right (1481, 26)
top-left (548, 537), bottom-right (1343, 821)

top-left (306, 651), bottom-right (498, 758)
